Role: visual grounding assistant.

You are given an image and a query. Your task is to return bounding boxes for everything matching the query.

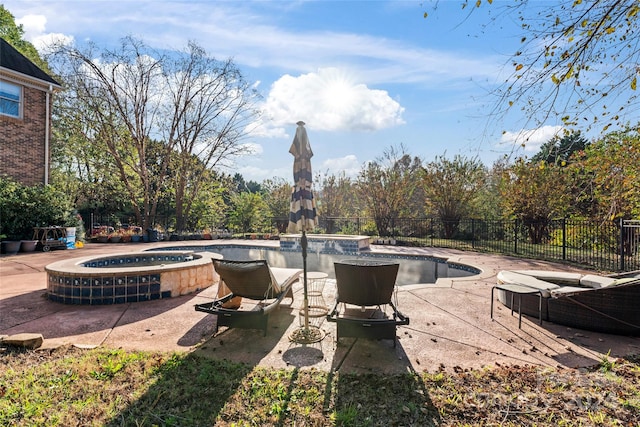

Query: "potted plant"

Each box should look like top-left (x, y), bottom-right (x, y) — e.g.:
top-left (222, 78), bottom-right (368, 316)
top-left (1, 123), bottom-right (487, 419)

top-left (119, 229), bottom-right (134, 243)
top-left (95, 230), bottom-right (110, 243)
top-left (1, 177), bottom-right (76, 253)
top-left (109, 231), bottom-right (122, 243)
top-left (0, 233), bottom-right (20, 254)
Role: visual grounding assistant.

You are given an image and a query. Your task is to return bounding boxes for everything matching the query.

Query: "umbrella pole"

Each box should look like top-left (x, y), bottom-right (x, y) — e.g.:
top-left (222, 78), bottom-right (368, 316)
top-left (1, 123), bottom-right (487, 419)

top-left (301, 228), bottom-right (309, 330)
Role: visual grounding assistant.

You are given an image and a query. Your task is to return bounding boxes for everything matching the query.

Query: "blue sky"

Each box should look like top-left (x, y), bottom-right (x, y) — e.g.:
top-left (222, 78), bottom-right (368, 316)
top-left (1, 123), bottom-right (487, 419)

top-left (4, 0), bottom-right (566, 182)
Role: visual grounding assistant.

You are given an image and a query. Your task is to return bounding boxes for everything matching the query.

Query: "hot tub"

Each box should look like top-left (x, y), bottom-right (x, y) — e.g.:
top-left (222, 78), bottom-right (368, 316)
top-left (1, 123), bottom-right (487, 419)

top-left (45, 251), bottom-right (221, 305)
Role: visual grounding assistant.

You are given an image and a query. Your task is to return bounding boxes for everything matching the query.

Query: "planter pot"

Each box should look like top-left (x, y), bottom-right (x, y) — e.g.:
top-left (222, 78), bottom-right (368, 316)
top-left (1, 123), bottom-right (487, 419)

top-left (1, 240), bottom-right (21, 254)
top-left (109, 236), bottom-right (122, 243)
top-left (96, 236), bottom-right (109, 243)
top-left (20, 240), bottom-right (38, 252)
top-left (131, 235), bottom-right (142, 242)
top-left (120, 234), bottom-right (131, 243)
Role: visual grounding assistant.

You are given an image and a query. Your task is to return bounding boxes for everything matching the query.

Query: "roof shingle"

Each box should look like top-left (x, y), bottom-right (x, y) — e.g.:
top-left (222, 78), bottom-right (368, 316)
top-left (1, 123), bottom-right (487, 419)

top-left (0, 37), bottom-right (60, 86)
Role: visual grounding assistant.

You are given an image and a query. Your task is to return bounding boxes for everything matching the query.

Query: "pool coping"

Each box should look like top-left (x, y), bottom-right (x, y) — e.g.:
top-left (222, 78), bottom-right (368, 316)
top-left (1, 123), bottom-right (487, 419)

top-left (45, 250), bottom-right (221, 276)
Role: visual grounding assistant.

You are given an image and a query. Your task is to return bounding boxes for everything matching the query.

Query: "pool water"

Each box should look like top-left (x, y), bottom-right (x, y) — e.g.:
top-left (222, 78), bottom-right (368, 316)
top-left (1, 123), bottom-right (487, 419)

top-left (200, 246), bottom-right (479, 285)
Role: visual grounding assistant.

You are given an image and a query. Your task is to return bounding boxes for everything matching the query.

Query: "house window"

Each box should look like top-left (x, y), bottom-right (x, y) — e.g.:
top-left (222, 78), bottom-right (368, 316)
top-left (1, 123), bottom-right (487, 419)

top-left (0, 80), bottom-right (21, 118)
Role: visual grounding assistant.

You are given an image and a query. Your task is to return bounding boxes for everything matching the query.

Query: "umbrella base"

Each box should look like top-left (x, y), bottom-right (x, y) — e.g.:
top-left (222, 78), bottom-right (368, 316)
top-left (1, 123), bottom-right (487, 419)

top-left (289, 325), bottom-right (325, 344)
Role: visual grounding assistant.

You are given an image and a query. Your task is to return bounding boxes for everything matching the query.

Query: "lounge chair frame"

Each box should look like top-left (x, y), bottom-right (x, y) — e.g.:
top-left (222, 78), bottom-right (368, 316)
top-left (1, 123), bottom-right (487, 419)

top-left (327, 260), bottom-right (409, 347)
top-left (195, 259), bottom-right (298, 336)
top-left (495, 270), bottom-right (640, 335)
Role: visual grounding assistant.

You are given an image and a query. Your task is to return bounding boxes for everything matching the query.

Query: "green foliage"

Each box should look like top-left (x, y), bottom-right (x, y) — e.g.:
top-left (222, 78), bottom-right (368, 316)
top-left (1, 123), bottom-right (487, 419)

top-left (474, 158), bottom-right (509, 220)
top-left (548, 223), bottom-right (614, 251)
top-left (260, 177), bottom-right (292, 218)
top-left (530, 131), bottom-right (589, 165)
top-left (227, 192), bottom-right (270, 233)
top-left (599, 351), bottom-right (615, 373)
top-left (572, 126), bottom-right (640, 220)
top-left (500, 159), bottom-right (573, 243)
top-left (316, 170), bottom-right (358, 218)
top-left (422, 154), bottom-right (486, 238)
top-left (0, 177), bottom-right (73, 240)
top-left (357, 145), bottom-right (422, 237)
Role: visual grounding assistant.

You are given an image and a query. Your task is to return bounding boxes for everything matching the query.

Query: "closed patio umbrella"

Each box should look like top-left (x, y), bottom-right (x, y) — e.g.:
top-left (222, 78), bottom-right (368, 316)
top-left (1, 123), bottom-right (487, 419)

top-left (287, 121), bottom-right (321, 343)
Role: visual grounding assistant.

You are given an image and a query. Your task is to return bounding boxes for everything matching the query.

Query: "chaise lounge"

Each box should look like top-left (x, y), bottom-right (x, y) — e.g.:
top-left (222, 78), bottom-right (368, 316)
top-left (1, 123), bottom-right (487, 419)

top-left (494, 270), bottom-right (640, 335)
top-left (327, 259), bottom-right (409, 347)
top-left (195, 259), bottom-right (302, 336)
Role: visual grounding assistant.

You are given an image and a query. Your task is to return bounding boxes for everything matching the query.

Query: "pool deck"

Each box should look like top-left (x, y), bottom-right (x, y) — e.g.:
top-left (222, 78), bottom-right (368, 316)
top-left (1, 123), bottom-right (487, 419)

top-left (1, 240), bottom-right (638, 374)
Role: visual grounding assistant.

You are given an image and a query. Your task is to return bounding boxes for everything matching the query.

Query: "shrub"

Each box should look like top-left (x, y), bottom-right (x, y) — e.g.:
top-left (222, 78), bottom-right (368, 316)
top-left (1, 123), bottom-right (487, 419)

top-left (0, 177), bottom-right (74, 240)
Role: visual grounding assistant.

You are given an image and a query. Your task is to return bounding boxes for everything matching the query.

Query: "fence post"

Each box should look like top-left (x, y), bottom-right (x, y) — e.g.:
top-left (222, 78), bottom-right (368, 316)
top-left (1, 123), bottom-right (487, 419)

top-left (562, 217), bottom-right (567, 261)
top-left (430, 218), bottom-right (434, 247)
top-left (357, 217), bottom-right (361, 235)
top-left (620, 218), bottom-right (625, 272)
top-left (471, 219), bottom-right (475, 249)
top-left (391, 217), bottom-right (396, 239)
top-left (514, 219), bottom-right (518, 254)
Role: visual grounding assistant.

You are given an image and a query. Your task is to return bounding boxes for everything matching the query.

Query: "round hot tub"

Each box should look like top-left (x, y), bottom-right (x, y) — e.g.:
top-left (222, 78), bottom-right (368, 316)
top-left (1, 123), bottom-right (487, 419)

top-left (45, 251), bottom-right (221, 305)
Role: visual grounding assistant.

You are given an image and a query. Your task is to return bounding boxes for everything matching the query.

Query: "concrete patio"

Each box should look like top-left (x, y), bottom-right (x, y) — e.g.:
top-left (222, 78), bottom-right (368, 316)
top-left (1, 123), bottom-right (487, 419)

top-left (1, 240), bottom-right (638, 374)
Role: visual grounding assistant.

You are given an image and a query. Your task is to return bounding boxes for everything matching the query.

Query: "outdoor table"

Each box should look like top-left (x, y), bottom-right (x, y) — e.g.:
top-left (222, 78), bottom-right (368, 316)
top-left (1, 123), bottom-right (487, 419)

top-left (299, 271), bottom-right (329, 327)
top-left (491, 283), bottom-right (543, 329)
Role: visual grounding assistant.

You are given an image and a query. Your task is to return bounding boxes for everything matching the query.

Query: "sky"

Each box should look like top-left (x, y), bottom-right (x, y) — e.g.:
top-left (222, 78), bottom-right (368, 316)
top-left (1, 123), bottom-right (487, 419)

top-left (3, 0), bottom-right (568, 182)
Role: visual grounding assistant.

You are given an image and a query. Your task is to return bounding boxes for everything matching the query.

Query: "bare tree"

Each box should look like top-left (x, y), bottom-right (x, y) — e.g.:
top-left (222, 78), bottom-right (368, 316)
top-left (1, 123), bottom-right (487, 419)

top-left (49, 37), bottom-right (259, 231)
top-left (162, 42), bottom-right (260, 231)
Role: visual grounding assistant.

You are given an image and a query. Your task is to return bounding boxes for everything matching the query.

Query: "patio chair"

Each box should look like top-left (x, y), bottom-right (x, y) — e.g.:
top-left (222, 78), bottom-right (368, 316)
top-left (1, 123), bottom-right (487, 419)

top-left (327, 259), bottom-right (409, 347)
top-left (195, 259), bottom-right (301, 336)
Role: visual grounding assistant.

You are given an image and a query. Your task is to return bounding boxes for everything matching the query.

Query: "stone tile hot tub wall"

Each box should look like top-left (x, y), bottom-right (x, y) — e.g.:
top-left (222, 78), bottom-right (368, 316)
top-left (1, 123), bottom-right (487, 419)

top-left (279, 234), bottom-right (371, 254)
top-left (45, 251), bottom-right (221, 305)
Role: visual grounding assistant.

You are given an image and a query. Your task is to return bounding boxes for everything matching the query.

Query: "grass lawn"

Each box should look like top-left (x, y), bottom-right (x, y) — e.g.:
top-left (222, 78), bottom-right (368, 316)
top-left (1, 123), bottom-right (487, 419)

top-left (1, 345), bottom-right (639, 426)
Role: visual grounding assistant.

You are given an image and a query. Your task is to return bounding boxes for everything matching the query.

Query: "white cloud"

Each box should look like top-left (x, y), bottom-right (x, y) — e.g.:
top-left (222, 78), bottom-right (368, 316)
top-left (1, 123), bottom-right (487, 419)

top-left (15, 14), bottom-right (46, 38)
top-left (15, 13), bottom-right (74, 53)
top-left (258, 67), bottom-right (405, 135)
top-left (319, 155), bottom-right (361, 178)
top-left (499, 125), bottom-right (564, 152)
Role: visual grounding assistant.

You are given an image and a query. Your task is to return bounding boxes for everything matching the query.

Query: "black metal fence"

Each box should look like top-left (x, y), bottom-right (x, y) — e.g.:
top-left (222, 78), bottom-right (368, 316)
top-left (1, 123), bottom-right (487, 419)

top-left (84, 210), bottom-right (639, 273)
top-left (272, 216), bottom-right (639, 273)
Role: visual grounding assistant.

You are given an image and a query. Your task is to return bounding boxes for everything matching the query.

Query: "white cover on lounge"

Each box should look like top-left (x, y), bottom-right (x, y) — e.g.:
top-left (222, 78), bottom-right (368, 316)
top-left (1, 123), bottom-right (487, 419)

top-left (269, 267), bottom-right (303, 293)
top-left (496, 270), bottom-right (561, 297)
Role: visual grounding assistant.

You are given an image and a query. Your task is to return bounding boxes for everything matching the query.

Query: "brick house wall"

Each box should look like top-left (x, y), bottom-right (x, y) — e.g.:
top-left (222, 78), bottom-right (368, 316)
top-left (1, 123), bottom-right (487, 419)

top-left (0, 85), bottom-right (51, 186)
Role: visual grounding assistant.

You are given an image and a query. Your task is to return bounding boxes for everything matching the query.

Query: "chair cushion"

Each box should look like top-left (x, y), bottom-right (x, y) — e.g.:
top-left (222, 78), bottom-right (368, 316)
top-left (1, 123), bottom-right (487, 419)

top-left (550, 286), bottom-right (593, 296)
top-left (497, 271), bottom-right (561, 297)
top-left (269, 267), bottom-right (302, 294)
top-left (579, 274), bottom-right (617, 288)
top-left (511, 270), bottom-right (582, 285)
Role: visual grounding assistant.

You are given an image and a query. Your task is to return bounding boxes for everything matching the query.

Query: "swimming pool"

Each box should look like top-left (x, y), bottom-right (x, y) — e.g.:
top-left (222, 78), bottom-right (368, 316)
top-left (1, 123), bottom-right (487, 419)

top-left (158, 244), bottom-right (480, 285)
